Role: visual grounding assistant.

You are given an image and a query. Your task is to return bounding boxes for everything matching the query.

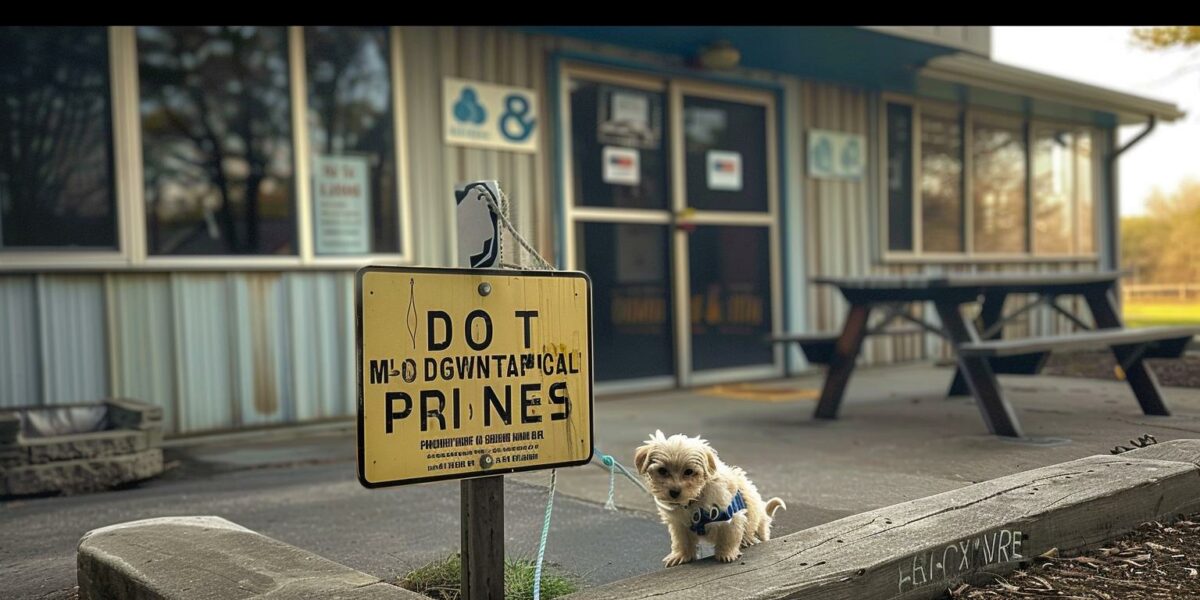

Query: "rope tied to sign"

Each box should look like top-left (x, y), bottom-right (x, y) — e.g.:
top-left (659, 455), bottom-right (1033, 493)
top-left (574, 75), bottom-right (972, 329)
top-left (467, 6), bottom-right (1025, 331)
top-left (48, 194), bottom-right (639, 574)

top-left (478, 185), bottom-right (650, 599)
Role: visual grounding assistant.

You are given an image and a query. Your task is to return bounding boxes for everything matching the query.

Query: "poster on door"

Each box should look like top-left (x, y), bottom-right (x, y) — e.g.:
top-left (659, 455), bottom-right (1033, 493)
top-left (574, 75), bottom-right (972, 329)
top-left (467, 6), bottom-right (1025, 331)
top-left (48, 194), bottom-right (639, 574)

top-left (313, 154), bottom-right (370, 255)
top-left (602, 146), bottom-right (640, 186)
top-left (706, 150), bottom-right (742, 191)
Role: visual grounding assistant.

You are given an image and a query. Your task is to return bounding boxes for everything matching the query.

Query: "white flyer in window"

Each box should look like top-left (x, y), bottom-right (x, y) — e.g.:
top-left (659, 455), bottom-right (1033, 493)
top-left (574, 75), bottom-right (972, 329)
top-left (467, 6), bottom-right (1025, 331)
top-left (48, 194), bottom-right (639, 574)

top-left (602, 146), bottom-right (640, 186)
top-left (312, 154), bottom-right (371, 255)
top-left (706, 150), bottom-right (742, 191)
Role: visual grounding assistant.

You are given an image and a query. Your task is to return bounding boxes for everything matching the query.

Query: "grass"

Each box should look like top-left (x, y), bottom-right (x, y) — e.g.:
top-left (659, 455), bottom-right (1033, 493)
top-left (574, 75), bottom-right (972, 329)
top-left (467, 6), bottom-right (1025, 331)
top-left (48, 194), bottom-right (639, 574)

top-left (399, 553), bottom-right (579, 600)
top-left (1123, 300), bottom-right (1200, 328)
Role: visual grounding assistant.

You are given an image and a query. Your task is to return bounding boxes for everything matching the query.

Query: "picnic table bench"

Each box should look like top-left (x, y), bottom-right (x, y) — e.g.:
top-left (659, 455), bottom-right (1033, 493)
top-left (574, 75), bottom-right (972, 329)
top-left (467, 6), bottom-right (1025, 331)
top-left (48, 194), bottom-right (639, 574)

top-left (771, 272), bottom-right (1200, 438)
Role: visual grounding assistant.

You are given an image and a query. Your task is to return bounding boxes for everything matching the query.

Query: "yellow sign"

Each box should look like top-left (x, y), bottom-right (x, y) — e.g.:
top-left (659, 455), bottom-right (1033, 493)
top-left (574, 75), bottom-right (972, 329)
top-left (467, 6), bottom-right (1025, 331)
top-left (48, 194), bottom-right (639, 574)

top-left (356, 266), bottom-right (593, 488)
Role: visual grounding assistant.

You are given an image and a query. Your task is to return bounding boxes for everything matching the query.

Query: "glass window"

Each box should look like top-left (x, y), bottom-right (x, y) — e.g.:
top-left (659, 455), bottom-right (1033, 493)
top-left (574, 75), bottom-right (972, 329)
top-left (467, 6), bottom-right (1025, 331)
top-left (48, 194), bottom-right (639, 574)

top-left (1076, 131), bottom-right (1095, 254)
top-left (574, 222), bottom-right (674, 382)
top-left (1032, 127), bottom-right (1074, 255)
top-left (885, 103), bottom-right (914, 252)
top-left (569, 80), bottom-right (668, 210)
top-left (682, 96), bottom-right (768, 212)
top-left (138, 26), bottom-right (296, 256)
top-left (972, 122), bottom-right (1027, 253)
top-left (305, 26), bottom-right (398, 256)
top-left (920, 113), bottom-right (963, 252)
top-left (688, 225), bottom-right (772, 372)
top-left (0, 27), bottom-right (116, 249)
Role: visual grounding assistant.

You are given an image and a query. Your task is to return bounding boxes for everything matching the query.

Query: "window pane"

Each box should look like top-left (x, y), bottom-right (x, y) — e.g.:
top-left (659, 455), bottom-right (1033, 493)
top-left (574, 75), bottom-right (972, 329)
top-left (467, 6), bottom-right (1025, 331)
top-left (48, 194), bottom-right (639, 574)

top-left (972, 122), bottom-right (1027, 253)
top-left (1076, 131), bottom-right (1095, 254)
top-left (886, 103), bottom-right (914, 251)
top-left (920, 113), bottom-right (963, 252)
top-left (574, 222), bottom-right (674, 381)
top-left (683, 96), bottom-right (768, 212)
top-left (688, 225), bottom-right (773, 371)
top-left (306, 27), bottom-right (398, 255)
top-left (0, 27), bottom-right (116, 249)
top-left (138, 26), bottom-right (296, 256)
top-left (1032, 128), bottom-right (1074, 255)
top-left (569, 80), bottom-right (668, 210)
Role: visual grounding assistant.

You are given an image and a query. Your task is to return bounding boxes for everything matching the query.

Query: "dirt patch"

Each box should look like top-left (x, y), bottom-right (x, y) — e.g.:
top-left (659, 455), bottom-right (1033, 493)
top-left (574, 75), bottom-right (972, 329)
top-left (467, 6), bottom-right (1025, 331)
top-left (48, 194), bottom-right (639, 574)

top-left (949, 516), bottom-right (1200, 599)
top-left (1043, 351), bottom-right (1200, 388)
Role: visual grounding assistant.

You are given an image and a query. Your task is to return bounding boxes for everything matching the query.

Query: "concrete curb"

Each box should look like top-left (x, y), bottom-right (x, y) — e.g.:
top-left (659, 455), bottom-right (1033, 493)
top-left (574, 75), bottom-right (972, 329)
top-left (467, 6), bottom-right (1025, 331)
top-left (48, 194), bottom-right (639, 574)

top-left (74, 442), bottom-right (1200, 600)
top-left (77, 515), bottom-right (425, 599)
top-left (565, 440), bottom-right (1200, 600)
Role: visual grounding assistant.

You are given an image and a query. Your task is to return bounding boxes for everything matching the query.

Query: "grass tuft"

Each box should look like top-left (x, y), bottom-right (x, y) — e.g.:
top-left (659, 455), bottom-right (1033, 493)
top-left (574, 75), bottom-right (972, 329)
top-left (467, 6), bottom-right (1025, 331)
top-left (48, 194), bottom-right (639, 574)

top-left (399, 553), bottom-right (579, 600)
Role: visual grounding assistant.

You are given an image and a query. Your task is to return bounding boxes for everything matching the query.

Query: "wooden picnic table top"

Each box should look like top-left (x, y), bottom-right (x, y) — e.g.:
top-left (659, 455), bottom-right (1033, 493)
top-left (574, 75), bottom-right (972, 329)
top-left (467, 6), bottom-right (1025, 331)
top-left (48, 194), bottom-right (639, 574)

top-left (812, 271), bottom-right (1125, 296)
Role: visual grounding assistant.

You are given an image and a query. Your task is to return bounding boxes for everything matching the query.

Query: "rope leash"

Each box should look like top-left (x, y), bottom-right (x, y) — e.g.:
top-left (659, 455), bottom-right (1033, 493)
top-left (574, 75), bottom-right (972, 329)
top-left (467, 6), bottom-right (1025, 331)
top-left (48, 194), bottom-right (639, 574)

top-left (479, 185), bottom-right (650, 599)
top-left (532, 468), bottom-right (557, 600)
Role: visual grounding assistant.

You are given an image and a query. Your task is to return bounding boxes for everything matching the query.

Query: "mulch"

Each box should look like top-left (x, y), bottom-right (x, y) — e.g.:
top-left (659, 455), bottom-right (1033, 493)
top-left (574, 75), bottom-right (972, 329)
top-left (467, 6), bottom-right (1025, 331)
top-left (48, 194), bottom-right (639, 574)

top-left (948, 516), bottom-right (1200, 599)
top-left (1043, 351), bottom-right (1200, 388)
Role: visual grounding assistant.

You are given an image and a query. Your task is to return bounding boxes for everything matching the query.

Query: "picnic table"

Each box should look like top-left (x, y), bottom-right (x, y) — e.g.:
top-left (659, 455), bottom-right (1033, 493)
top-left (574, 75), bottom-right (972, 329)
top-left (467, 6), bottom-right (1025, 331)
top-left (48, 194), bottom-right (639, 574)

top-left (773, 271), bottom-right (1199, 438)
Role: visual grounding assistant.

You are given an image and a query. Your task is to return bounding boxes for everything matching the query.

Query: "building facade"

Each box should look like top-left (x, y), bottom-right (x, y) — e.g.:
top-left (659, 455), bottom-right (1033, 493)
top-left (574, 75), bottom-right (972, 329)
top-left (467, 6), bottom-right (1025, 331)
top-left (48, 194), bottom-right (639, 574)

top-left (0, 26), bottom-right (1183, 433)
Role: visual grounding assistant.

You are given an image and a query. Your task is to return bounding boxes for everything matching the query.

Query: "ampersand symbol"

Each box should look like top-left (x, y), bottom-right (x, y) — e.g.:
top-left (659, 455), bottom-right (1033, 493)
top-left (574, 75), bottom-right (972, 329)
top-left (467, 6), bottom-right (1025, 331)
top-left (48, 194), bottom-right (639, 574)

top-left (499, 94), bottom-right (536, 142)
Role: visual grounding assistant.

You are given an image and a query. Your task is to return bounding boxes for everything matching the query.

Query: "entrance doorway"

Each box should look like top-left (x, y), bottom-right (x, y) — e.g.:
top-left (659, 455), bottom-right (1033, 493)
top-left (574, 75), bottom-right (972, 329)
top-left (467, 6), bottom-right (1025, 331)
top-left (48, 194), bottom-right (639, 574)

top-left (561, 64), bottom-right (781, 389)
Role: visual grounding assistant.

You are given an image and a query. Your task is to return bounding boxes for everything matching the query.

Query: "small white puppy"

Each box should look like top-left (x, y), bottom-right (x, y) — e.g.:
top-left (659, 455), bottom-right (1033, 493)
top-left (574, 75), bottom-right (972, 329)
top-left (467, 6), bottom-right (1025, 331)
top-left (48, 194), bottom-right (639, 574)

top-left (634, 430), bottom-right (786, 566)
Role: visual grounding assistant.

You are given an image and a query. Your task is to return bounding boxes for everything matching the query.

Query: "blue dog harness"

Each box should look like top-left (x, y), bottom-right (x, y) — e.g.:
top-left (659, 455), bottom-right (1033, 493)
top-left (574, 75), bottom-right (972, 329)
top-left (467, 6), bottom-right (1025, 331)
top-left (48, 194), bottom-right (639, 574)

top-left (688, 491), bottom-right (747, 535)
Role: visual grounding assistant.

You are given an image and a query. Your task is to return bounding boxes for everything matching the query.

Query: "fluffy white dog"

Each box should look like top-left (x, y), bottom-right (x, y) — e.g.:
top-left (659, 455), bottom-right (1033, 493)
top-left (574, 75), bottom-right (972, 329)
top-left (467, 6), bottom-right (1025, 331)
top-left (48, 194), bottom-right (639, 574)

top-left (634, 430), bottom-right (786, 566)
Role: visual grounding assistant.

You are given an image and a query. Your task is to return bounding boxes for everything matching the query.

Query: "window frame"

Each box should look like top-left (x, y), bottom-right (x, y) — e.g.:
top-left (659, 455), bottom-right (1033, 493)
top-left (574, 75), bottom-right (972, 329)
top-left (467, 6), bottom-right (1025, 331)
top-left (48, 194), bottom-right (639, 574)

top-left (879, 92), bottom-right (1101, 264)
top-left (0, 25), bottom-right (414, 271)
top-left (0, 26), bottom-right (130, 269)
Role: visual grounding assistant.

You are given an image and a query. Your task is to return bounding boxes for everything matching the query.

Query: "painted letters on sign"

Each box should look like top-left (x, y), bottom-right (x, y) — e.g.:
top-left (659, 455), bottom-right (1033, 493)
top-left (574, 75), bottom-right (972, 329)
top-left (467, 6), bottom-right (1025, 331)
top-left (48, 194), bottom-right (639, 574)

top-left (443, 78), bottom-right (538, 153)
top-left (356, 267), bottom-right (594, 488)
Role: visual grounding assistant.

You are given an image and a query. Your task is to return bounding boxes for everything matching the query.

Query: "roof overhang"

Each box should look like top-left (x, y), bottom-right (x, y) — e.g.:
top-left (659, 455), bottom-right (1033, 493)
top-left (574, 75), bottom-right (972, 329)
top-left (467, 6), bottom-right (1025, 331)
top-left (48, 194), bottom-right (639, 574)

top-left (520, 26), bottom-right (956, 89)
top-left (920, 53), bottom-right (1185, 126)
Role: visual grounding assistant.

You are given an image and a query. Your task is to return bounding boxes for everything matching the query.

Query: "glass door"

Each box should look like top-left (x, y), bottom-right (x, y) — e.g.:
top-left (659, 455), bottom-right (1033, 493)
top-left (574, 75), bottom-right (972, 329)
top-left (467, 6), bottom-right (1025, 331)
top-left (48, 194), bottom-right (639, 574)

top-left (562, 65), bottom-right (781, 390)
top-left (563, 67), bottom-right (677, 390)
top-left (671, 83), bottom-right (780, 385)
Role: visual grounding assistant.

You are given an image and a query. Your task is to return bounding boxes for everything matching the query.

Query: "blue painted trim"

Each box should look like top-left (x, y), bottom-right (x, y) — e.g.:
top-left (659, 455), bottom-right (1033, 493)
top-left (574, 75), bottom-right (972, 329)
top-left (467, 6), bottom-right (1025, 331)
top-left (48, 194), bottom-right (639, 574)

top-left (552, 49), bottom-right (786, 95)
top-left (548, 56), bottom-right (567, 269)
top-left (773, 83), bottom-right (794, 374)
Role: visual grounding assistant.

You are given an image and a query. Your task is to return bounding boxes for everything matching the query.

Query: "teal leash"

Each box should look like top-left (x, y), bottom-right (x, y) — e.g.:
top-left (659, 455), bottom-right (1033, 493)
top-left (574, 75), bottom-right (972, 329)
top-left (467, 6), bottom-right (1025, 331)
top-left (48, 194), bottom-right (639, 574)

top-left (531, 448), bottom-right (648, 599)
top-left (532, 468), bottom-right (557, 600)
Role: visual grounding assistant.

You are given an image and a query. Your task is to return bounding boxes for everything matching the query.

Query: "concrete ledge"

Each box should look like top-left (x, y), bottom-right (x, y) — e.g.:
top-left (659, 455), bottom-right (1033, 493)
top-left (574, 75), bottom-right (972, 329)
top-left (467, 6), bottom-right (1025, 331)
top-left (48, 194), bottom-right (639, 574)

top-left (3, 448), bottom-right (162, 496)
top-left (78, 516), bottom-right (426, 600)
top-left (567, 448), bottom-right (1200, 600)
top-left (25, 429), bottom-right (155, 464)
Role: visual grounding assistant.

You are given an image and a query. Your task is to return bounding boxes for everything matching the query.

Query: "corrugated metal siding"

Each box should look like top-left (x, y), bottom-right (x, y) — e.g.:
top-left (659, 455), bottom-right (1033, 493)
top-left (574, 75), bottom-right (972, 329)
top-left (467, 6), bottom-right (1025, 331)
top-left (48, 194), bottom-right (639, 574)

top-left (0, 276), bottom-right (39, 407)
top-left (401, 26), bottom-right (551, 267)
top-left (0, 271), bottom-right (358, 433)
top-left (37, 275), bottom-right (109, 404)
top-left (108, 274), bottom-right (177, 428)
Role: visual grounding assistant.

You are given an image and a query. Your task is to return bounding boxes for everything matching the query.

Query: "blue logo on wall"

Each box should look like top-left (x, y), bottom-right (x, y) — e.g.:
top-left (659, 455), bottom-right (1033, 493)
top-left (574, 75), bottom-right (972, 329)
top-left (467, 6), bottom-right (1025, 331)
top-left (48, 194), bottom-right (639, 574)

top-left (841, 138), bottom-right (861, 172)
top-left (813, 137), bottom-right (834, 173)
top-left (499, 94), bottom-right (536, 142)
top-left (453, 87), bottom-right (487, 125)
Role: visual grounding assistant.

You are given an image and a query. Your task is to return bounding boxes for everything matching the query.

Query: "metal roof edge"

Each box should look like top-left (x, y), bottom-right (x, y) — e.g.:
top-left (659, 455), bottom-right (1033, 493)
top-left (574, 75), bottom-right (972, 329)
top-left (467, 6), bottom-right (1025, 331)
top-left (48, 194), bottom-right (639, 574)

top-left (920, 53), bottom-right (1186, 125)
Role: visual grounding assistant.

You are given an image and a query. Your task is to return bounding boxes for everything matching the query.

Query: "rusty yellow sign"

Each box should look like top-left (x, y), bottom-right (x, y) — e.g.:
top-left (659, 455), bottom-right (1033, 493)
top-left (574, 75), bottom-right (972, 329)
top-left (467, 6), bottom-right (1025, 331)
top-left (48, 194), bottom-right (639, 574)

top-left (356, 266), bottom-right (593, 488)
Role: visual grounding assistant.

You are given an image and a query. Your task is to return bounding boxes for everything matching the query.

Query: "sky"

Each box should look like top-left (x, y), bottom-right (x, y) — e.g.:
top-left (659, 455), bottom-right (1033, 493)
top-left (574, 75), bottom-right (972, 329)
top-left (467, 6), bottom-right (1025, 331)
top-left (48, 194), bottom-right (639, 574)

top-left (992, 26), bottom-right (1200, 216)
